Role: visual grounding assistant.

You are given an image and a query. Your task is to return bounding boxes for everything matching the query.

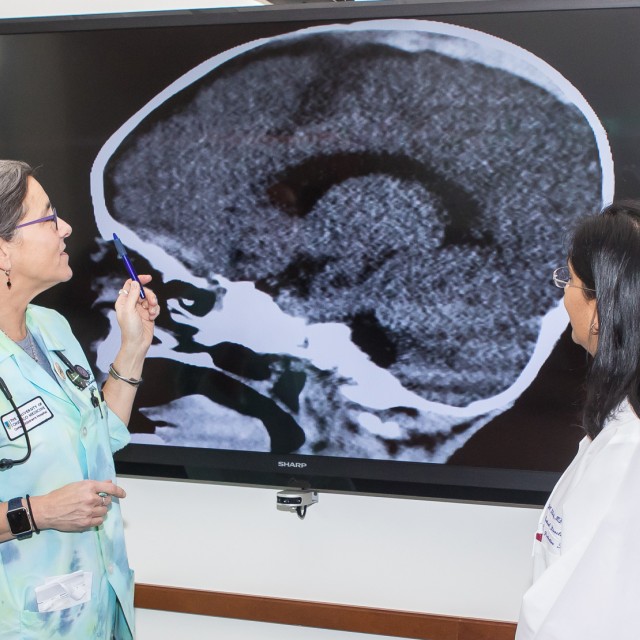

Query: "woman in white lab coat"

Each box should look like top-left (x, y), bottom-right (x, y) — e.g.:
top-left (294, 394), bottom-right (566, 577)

top-left (516, 202), bottom-right (640, 639)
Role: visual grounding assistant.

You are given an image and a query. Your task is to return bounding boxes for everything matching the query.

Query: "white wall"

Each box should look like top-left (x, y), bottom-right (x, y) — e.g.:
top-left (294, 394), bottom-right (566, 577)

top-left (122, 478), bottom-right (539, 617)
top-left (1, 1), bottom-right (542, 637)
top-left (119, 477), bottom-right (539, 638)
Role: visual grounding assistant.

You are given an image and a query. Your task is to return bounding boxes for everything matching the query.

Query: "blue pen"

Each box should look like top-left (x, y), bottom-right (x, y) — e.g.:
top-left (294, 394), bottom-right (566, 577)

top-left (113, 234), bottom-right (146, 299)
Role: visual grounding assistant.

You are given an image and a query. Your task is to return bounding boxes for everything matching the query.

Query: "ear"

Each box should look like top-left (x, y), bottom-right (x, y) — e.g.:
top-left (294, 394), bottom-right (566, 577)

top-left (589, 303), bottom-right (599, 335)
top-left (0, 238), bottom-right (12, 272)
top-left (586, 305), bottom-right (599, 356)
top-left (589, 298), bottom-right (600, 336)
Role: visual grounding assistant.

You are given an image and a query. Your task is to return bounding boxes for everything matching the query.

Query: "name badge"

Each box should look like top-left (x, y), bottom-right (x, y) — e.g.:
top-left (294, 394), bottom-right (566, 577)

top-left (540, 502), bottom-right (563, 553)
top-left (1, 396), bottom-right (53, 440)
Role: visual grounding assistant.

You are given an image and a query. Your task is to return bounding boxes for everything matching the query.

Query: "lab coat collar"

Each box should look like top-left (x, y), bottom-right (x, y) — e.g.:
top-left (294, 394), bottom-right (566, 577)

top-left (26, 306), bottom-right (97, 408)
top-left (0, 309), bottom-right (71, 405)
top-left (26, 305), bottom-right (66, 352)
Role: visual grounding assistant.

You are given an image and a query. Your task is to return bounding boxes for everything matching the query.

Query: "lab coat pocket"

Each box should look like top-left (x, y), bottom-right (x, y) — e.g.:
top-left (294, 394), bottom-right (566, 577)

top-left (19, 606), bottom-right (83, 638)
top-left (19, 609), bottom-right (55, 638)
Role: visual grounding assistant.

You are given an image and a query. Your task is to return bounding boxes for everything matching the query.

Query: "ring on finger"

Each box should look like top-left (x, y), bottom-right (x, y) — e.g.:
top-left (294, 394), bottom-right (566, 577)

top-left (118, 289), bottom-right (130, 296)
top-left (101, 495), bottom-right (106, 507)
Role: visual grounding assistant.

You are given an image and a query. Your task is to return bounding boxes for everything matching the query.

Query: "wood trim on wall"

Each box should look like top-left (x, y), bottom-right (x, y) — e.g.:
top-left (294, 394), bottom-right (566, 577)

top-left (135, 583), bottom-right (517, 640)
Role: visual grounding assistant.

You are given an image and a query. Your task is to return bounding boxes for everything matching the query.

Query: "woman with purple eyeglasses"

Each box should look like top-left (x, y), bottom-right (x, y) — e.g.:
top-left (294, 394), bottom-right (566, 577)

top-left (516, 202), bottom-right (640, 639)
top-left (0, 160), bottom-right (160, 639)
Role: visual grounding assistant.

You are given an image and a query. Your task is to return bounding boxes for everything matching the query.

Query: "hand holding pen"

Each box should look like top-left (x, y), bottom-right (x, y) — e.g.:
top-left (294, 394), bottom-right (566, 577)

top-left (113, 233), bottom-right (146, 299)
top-left (111, 233), bottom-right (160, 348)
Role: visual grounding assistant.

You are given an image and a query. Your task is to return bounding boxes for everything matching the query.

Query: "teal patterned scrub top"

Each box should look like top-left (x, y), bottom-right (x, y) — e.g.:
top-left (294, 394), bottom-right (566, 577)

top-left (0, 305), bottom-right (134, 639)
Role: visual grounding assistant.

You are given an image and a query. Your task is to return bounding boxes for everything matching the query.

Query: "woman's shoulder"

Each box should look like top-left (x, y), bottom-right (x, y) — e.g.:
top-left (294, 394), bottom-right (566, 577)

top-left (608, 399), bottom-right (639, 428)
top-left (595, 400), bottom-right (640, 451)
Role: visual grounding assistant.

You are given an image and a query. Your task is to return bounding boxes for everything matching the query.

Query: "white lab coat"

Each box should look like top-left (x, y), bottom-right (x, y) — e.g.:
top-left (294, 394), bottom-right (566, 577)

top-left (516, 400), bottom-right (640, 639)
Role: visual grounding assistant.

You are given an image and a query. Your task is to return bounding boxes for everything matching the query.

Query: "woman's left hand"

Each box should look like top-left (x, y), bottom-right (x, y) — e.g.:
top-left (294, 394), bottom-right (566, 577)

top-left (114, 275), bottom-right (160, 356)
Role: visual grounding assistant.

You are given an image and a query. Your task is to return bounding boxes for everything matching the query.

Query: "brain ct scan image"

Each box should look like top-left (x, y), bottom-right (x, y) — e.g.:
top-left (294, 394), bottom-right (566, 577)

top-left (91, 20), bottom-right (612, 462)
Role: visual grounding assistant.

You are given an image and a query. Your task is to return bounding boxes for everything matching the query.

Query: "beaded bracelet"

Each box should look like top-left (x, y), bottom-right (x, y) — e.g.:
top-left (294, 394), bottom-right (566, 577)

top-left (108, 363), bottom-right (143, 387)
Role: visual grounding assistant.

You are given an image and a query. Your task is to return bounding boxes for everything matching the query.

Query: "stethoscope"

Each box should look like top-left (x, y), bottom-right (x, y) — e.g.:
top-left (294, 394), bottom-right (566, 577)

top-left (53, 350), bottom-right (92, 390)
top-left (0, 351), bottom-right (95, 471)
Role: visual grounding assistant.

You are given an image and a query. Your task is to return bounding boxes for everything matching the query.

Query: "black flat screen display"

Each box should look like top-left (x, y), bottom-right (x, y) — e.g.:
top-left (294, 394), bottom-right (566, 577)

top-left (2, 0), bottom-right (639, 504)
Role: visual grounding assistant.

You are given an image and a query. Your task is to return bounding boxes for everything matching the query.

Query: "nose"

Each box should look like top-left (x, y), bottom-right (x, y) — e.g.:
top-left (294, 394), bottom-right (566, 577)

top-left (57, 216), bottom-right (72, 238)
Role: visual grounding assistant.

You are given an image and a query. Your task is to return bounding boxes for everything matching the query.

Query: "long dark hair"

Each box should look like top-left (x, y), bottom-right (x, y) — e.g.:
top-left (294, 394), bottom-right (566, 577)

top-left (569, 201), bottom-right (640, 438)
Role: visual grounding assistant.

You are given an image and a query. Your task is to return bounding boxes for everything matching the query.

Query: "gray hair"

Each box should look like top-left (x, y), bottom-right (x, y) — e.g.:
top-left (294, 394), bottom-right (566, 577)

top-left (0, 160), bottom-right (34, 241)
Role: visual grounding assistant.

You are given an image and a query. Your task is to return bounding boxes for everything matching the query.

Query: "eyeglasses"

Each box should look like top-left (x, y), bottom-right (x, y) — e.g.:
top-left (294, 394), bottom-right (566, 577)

top-left (15, 207), bottom-right (58, 230)
top-left (553, 266), bottom-right (595, 292)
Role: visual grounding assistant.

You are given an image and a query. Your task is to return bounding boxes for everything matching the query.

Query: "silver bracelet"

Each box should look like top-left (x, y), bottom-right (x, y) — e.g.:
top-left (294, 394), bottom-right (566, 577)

top-left (108, 363), bottom-right (143, 387)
